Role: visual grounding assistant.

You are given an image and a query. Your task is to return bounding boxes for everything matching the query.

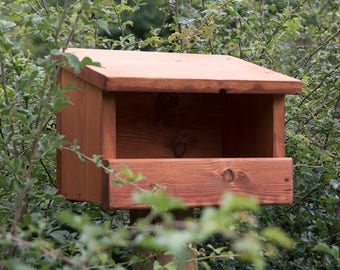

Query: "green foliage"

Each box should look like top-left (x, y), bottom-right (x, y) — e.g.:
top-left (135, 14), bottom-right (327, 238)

top-left (1, 0), bottom-right (339, 269)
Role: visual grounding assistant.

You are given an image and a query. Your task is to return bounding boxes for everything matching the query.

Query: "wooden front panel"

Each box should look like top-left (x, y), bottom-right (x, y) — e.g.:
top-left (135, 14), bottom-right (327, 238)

top-left (104, 158), bottom-right (293, 209)
top-left (57, 70), bottom-right (103, 204)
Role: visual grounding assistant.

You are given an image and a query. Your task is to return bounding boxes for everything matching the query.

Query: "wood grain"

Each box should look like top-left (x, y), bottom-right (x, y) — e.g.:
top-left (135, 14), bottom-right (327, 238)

top-left (57, 49), bottom-right (298, 210)
top-left (273, 95), bottom-right (285, 157)
top-left (222, 94), bottom-right (273, 157)
top-left (57, 70), bottom-right (103, 204)
top-left (105, 158), bottom-right (293, 209)
top-left (115, 92), bottom-right (223, 158)
top-left (101, 92), bottom-right (117, 159)
top-left (64, 48), bottom-right (302, 94)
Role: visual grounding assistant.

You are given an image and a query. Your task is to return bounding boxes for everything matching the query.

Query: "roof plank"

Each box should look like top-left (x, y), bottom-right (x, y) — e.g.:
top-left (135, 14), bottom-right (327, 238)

top-left (65, 48), bottom-right (302, 94)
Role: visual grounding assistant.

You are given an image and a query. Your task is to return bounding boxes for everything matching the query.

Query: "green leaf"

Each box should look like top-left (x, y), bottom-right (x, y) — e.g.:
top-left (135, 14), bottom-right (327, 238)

top-left (112, 179), bottom-right (125, 186)
top-left (221, 193), bottom-right (259, 212)
top-left (312, 243), bottom-right (339, 260)
top-left (92, 154), bottom-right (103, 167)
top-left (57, 211), bottom-right (90, 231)
top-left (119, 164), bottom-right (134, 181)
top-left (49, 230), bottom-right (71, 244)
top-left (95, 20), bottom-right (111, 35)
top-left (65, 53), bottom-right (82, 75)
top-left (262, 227), bottom-right (294, 249)
top-left (4, 259), bottom-right (35, 270)
top-left (135, 172), bottom-right (145, 182)
top-left (134, 190), bottom-right (185, 213)
top-left (81, 56), bottom-right (101, 67)
top-left (51, 51), bottom-right (82, 75)
top-left (233, 234), bottom-right (264, 270)
top-left (0, 19), bottom-right (16, 32)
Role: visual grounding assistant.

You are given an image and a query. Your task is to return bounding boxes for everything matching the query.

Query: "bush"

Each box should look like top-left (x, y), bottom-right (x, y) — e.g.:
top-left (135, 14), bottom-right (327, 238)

top-left (0, 0), bottom-right (338, 269)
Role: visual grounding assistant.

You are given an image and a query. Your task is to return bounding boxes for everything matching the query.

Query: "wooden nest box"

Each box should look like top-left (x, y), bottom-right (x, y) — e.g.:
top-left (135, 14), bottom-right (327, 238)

top-left (57, 48), bottom-right (302, 209)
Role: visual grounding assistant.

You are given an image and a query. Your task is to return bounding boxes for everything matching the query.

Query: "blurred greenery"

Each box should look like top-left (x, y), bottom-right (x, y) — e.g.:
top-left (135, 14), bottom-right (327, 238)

top-left (0, 0), bottom-right (339, 269)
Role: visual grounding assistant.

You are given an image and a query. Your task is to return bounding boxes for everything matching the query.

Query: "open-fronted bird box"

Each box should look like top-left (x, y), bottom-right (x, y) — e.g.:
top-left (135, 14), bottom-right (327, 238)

top-left (57, 48), bottom-right (302, 209)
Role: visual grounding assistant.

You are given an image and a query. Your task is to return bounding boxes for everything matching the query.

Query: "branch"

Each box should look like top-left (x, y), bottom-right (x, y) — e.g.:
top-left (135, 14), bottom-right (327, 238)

top-left (0, 50), bottom-right (18, 157)
top-left (9, 236), bottom-right (86, 269)
top-left (274, 183), bottom-right (326, 220)
top-left (301, 29), bottom-right (340, 68)
top-left (181, 2), bottom-right (227, 52)
top-left (297, 63), bottom-right (339, 108)
top-left (174, 0), bottom-right (183, 52)
top-left (12, 0), bottom-right (88, 230)
top-left (266, 0), bottom-right (308, 46)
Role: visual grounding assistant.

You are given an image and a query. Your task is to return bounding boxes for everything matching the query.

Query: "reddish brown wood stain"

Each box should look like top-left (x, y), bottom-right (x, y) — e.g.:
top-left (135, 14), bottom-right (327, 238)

top-left (105, 158), bottom-right (292, 209)
top-left (57, 49), bottom-right (301, 209)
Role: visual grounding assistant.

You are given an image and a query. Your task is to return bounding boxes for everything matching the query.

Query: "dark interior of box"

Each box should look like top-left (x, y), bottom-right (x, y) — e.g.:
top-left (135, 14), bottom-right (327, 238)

top-left (115, 92), bottom-right (274, 158)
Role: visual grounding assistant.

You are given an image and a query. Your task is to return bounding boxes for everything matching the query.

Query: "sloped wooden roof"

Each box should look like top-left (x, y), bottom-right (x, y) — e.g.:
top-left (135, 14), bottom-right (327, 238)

top-left (64, 48), bottom-right (302, 94)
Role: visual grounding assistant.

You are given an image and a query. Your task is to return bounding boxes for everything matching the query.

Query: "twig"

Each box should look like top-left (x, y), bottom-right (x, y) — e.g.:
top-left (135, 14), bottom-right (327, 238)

top-left (266, 0), bottom-right (308, 46)
top-left (274, 183), bottom-right (326, 220)
top-left (60, 145), bottom-right (144, 192)
top-left (40, 159), bottom-right (55, 187)
top-left (153, 4), bottom-right (172, 38)
top-left (53, 0), bottom-right (69, 48)
top-left (174, 0), bottom-right (184, 52)
top-left (181, 2), bottom-right (227, 52)
top-left (301, 29), bottom-right (340, 68)
top-left (285, 67), bottom-right (339, 125)
top-left (322, 92), bottom-right (340, 150)
top-left (40, 0), bottom-right (50, 17)
top-left (0, 50), bottom-right (18, 157)
top-left (10, 236), bottom-right (83, 268)
top-left (327, 199), bottom-right (340, 246)
top-left (297, 63), bottom-right (339, 108)
top-left (12, 0), bottom-right (87, 230)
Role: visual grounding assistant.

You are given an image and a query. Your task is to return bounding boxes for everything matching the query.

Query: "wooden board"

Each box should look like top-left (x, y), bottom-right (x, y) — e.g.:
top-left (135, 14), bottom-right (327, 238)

top-left (57, 70), bottom-right (103, 204)
top-left (64, 48), bottom-right (302, 94)
top-left (115, 92), bottom-right (223, 158)
top-left (273, 95), bottom-right (285, 157)
top-left (114, 93), bottom-right (280, 159)
top-left (222, 94), bottom-right (274, 157)
top-left (103, 158), bottom-right (293, 209)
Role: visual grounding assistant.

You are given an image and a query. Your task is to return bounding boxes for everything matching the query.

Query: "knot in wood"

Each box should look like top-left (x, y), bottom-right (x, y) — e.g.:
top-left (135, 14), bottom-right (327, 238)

top-left (173, 141), bottom-right (187, 158)
top-left (222, 169), bottom-right (234, 182)
top-left (158, 93), bottom-right (178, 109)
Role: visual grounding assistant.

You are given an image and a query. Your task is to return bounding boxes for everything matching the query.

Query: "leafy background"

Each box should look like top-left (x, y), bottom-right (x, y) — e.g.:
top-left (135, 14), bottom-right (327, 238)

top-left (0, 0), bottom-right (339, 269)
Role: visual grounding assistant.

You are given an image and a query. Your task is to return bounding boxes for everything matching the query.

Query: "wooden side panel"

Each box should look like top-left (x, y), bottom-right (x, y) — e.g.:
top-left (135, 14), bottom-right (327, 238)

top-left (105, 158), bottom-right (293, 209)
top-left (57, 70), bottom-right (103, 204)
top-left (222, 95), bottom-right (273, 157)
top-left (273, 95), bottom-right (285, 157)
top-left (102, 92), bottom-right (117, 159)
top-left (115, 93), bottom-right (223, 158)
top-left (101, 92), bottom-right (117, 207)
